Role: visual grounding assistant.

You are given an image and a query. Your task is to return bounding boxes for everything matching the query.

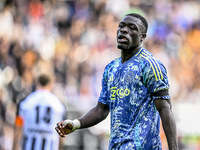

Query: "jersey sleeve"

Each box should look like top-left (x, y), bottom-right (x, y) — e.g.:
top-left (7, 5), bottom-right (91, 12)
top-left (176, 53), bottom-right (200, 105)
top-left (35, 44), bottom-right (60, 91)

top-left (98, 64), bottom-right (110, 105)
top-left (143, 59), bottom-right (170, 100)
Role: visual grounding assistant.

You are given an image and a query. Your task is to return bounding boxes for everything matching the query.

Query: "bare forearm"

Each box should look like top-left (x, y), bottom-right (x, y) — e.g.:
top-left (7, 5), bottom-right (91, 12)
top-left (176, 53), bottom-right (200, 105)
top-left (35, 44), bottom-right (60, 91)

top-left (78, 103), bottom-right (109, 128)
top-left (12, 126), bottom-right (22, 150)
top-left (160, 109), bottom-right (178, 150)
top-left (155, 99), bottom-right (178, 150)
top-left (55, 102), bottom-right (109, 137)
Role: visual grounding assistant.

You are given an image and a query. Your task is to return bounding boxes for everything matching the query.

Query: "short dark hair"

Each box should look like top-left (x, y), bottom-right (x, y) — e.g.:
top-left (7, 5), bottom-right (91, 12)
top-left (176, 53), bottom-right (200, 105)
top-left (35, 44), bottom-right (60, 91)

top-left (37, 74), bottom-right (51, 86)
top-left (125, 13), bottom-right (148, 33)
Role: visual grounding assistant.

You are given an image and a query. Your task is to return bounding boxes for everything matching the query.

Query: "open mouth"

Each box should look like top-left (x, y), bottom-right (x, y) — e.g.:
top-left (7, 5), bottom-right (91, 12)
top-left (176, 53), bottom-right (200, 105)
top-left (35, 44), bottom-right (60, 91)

top-left (118, 35), bottom-right (128, 43)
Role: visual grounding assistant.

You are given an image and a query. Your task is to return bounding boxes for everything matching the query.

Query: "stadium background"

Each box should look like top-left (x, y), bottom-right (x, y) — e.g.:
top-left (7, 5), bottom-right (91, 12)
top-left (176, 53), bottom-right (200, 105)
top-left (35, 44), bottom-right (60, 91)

top-left (0, 0), bottom-right (200, 149)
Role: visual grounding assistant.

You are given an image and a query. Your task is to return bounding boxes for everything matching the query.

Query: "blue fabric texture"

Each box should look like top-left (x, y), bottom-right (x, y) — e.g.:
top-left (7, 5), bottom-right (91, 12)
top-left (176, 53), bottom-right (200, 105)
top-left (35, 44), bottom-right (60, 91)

top-left (98, 48), bottom-right (170, 150)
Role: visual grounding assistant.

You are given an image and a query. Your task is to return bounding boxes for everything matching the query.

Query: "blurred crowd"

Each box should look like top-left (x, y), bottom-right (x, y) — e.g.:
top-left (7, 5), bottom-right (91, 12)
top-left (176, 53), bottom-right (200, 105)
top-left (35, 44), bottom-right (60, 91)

top-left (0, 0), bottom-right (200, 149)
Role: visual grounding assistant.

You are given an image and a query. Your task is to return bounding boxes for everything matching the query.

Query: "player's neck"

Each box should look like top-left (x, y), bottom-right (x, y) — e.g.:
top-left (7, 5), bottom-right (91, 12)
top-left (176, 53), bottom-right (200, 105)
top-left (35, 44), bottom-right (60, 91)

top-left (121, 46), bottom-right (142, 64)
top-left (37, 85), bottom-right (52, 92)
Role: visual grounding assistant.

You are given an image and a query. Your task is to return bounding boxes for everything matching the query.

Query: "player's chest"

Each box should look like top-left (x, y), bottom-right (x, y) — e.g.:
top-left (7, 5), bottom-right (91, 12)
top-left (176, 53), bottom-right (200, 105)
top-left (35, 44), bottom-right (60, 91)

top-left (107, 63), bottom-right (142, 88)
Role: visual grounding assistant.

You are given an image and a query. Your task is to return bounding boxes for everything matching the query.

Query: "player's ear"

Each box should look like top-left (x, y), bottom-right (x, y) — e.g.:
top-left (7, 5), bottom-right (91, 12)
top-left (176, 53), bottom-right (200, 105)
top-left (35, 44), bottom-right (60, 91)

top-left (141, 33), bottom-right (146, 42)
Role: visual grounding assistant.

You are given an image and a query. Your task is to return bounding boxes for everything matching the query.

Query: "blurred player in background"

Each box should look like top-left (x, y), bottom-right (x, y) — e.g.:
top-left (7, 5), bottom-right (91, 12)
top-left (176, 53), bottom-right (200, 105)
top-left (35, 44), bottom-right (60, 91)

top-left (55, 13), bottom-right (178, 150)
top-left (13, 73), bottom-right (67, 150)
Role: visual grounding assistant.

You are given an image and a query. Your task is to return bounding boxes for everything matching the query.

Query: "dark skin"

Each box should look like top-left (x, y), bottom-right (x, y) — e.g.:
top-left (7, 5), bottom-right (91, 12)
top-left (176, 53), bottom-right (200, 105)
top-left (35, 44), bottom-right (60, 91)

top-left (56, 15), bottom-right (178, 150)
top-left (117, 16), bottom-right (146, 63)
top-left (155, 99), bottom-right (178, 150)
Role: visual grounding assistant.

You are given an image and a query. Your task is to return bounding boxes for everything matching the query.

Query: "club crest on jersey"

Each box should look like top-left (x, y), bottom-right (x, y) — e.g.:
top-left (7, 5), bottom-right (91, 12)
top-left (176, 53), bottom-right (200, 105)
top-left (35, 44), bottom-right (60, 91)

top-left (125, 71), bottom-right (134, 83)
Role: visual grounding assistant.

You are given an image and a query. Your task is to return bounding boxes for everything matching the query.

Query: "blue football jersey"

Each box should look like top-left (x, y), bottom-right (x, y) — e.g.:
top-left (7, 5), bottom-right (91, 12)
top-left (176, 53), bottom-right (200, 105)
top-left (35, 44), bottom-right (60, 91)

top-left (98, 47), bottom-right (170, 150)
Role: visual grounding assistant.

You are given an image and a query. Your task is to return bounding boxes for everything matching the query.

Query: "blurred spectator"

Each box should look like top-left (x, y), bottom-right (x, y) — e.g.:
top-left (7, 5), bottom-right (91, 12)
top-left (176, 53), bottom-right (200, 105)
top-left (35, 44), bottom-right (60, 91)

top-left (0, 88), bottom-right (6, 149)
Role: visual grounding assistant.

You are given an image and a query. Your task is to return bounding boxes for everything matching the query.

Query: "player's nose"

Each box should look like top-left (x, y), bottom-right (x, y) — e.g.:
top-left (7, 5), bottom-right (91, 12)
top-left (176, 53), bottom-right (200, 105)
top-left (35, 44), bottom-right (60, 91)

top-left (120, 26), bottom-right (128, 34)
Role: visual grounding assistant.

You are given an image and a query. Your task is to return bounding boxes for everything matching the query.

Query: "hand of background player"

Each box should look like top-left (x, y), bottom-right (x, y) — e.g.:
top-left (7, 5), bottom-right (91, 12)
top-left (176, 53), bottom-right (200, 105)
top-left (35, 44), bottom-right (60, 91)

top-left (55, 119), bottom-right (81, 137)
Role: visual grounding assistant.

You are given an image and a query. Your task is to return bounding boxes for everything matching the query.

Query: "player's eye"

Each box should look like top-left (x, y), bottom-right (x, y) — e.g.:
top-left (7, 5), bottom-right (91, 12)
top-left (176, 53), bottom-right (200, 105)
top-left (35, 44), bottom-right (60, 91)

top-left (118, 23), bottom-right (124, 28)
top-left (130, 25), bottom-right (137, 30)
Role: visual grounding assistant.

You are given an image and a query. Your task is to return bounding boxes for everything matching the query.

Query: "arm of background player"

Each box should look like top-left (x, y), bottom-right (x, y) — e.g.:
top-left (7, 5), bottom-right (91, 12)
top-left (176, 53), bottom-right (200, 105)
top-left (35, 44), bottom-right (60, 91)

top-left (12, 116), bottom-right (23, 150)
top-left (154, 99), bottom-right (179, 150)
top-left (78, 101), bottom-right (109, 128)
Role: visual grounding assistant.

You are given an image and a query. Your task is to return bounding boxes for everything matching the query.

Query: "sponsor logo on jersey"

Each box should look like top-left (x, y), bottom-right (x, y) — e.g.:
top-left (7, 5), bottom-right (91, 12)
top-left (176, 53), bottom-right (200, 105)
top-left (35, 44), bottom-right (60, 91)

top-left (110, 87), bottom-right (130, 100)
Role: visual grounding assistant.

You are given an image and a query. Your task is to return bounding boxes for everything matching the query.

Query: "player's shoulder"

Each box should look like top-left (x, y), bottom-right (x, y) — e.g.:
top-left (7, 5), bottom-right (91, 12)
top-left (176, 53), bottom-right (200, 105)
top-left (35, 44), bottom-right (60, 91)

top-left (19, 91), bottom-right (37, 105)
top-left (47, 92), bottom-right (66, 109)
top-left (139, 48), bottom-right (168, 78)
top-left (102, 57), bottom-right (120, 79)
top-left (17, 91), bottom-right (37, 112)
top-left (139, 48), bottom-right (164, 66)
top-left (105, 57), bottom-right (120, 70)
